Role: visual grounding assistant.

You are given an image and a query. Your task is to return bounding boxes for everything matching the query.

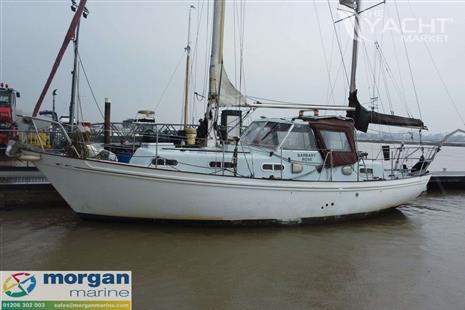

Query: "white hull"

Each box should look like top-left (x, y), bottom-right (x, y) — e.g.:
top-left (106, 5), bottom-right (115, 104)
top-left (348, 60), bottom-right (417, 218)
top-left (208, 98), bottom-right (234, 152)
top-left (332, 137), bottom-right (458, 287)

top-left (32, 152), bottom-right (430, 223)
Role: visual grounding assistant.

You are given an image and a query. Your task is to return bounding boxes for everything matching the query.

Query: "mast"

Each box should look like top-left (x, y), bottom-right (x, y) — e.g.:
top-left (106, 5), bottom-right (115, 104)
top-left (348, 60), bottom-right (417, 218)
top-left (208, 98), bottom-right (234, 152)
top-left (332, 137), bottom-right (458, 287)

top-left (204, 0), bottom-right (225, 146)
top-left (183, 5), bottom-right (195, 129)
top-left (68, 0), bottom-right (89, 131)
top-left (349, 0), bottom-right (361, 94)
top-left (32, 0), bottom-right (88, 117)
top-left (69, 20), bottom-right (81, 132)
top-left (345, 0), bottom-right (426, 132)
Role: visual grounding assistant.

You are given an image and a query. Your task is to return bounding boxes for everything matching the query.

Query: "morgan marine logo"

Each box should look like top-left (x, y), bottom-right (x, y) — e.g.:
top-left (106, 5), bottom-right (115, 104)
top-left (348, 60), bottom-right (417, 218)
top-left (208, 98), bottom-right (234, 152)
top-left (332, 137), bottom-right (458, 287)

top-left (2, 272), bottom-right (37, 298)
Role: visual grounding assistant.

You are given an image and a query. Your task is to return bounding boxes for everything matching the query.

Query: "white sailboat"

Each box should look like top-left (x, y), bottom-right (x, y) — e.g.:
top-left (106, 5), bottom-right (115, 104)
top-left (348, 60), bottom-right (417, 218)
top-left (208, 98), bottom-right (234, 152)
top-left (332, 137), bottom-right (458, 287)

top-left (15, 0), bottom-right (439, 223)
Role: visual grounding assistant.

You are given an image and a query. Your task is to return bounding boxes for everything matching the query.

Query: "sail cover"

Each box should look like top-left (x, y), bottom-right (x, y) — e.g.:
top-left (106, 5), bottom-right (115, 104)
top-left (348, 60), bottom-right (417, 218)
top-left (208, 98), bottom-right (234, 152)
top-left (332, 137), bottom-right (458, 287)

top-left (346, 90), bottom-right (426, 132)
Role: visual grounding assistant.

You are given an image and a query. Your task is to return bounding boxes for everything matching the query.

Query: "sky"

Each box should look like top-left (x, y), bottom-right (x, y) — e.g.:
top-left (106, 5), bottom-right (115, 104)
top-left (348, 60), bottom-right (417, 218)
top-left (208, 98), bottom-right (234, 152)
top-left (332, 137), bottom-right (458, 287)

top-left (1, 0), bottom-right (464, 134)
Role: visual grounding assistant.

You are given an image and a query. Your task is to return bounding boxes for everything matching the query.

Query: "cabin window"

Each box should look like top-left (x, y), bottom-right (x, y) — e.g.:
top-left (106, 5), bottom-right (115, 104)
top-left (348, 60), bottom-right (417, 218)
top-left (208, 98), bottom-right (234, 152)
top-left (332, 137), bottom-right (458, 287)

top-left (209, 161), bottom-right (235, 168)
top-left (152, 157), bottom-right (178, 166)
top-left (241, 121), bottom-right (266, 144)
top-left (360, 168), bottom-right (373, 174)
top-left (281, 124), bottom-right (317, 150)
top-left (320, 130), bottom-right (351, 152)
top-left (250, 122), bottom-right (291, 149)
top-left (262, 163), bottom-right (284, 171)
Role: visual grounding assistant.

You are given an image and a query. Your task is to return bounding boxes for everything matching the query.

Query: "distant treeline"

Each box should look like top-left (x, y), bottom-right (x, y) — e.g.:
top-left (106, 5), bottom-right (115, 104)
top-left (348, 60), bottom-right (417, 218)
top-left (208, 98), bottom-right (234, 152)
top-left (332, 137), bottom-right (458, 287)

top-left (357, 131), bottom-right (465, 144)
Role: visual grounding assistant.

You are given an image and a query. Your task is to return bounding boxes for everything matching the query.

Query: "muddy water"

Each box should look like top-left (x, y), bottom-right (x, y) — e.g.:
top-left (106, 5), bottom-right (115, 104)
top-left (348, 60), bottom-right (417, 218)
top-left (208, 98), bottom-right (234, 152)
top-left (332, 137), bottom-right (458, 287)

top-left (1, 192), bottom-right (465, 310)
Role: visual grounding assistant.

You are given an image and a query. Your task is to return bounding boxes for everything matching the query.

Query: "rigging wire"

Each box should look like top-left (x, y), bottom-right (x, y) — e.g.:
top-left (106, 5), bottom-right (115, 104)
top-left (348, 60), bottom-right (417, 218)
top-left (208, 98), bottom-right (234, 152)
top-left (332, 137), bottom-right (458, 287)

top-left (375, 43), bottom-right (412, 117)
top-left (371, 7), bottom-right (386, 112)
top-left (385, 6), bottom-right (411, 117)
top-left (405, 0), bottom-right (465, 126)
top-left (360, 38), bottom-right (374, 104)
top-left (393, 0), bottom-right (423, 120)
top-left (313, 0), bottom-right (337, 106)
top-left (189, 0), bottom-right (202, 124)
top-left (362, 4), bottom-right (396, 140)
top-left (324, 36), bottom-right (352, 111)
top-left (371, 50), bottom-right (395, 140)
top-left (76, 63), bottom-right (83, 123)
top-left (245, 95), bottom-right (342, 107)
top-left (375, 6), bottom-right (397, 142)
top-left (327, 0), bottom-right (350, 89)
top-left (77, 52), bottom-right (105, 120)
top-left (384, 5), bottom-right (409, 110)
top-left (379, 59), bottom-right (395, 114)
top-left (324, 27), bottom-right (337, 105)
top-left (188, 1), bottom-right (208, 124)
top-left (153, 51), bottom-right (185, 112)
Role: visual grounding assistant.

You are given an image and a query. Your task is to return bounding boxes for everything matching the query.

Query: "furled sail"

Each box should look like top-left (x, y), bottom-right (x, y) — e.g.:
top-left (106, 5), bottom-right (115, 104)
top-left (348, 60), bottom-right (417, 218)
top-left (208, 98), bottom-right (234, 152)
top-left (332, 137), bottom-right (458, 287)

top-left (208, 0), bottom-right (247, 108)
top-left (347, 91), bottom-right (426, 132)
top-left (216, 66), bottom-right (247, 107)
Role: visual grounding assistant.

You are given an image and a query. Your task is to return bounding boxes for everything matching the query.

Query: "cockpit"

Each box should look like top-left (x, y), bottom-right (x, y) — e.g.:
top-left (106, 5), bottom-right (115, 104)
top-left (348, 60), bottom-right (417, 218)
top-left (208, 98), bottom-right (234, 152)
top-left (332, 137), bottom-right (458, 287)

top-left (241, 118), bottom-right (358, 167)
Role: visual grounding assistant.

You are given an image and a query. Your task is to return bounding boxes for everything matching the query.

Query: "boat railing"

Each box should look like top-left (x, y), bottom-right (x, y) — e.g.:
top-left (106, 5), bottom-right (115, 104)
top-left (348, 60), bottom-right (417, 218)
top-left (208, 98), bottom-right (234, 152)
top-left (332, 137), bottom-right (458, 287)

top-left (5, 117), bottom-right (441, 180)
top-left (9, 115), bottom-right (81, 158)
top-left (364, 144), bottom-right (439, 177)
top-left (7, 116), bottom-right (202, 158)
top-left (90, 122), bottom-right (199, 144)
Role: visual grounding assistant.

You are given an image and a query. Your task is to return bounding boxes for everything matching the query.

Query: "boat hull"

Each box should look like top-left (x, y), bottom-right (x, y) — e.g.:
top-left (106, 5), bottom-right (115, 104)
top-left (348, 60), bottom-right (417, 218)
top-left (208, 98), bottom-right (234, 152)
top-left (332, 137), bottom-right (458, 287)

top-left (31, 152), bottom-right (430, 223)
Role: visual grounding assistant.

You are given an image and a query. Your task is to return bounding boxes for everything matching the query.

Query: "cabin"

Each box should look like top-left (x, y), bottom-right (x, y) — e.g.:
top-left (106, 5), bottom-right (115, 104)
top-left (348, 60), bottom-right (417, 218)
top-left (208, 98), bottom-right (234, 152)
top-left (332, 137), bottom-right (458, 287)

top-left (130, 117), bottom-right (385, 181)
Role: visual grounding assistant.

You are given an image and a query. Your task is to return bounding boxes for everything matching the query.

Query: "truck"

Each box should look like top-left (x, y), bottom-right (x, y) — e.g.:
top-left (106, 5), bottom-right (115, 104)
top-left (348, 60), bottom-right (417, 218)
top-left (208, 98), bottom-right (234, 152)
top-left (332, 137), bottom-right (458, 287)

top-left (0, 83), bottom-right (20, 150)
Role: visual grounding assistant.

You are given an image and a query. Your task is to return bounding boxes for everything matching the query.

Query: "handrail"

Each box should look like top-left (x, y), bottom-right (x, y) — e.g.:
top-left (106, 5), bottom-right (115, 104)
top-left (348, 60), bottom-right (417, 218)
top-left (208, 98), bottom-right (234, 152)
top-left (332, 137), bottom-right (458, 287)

top-left (437, 129), bottom-right (465, 148)
top-left (17, 114), bottom-right (81, 158)
top-left (18, 114), bottom-right (73, 146)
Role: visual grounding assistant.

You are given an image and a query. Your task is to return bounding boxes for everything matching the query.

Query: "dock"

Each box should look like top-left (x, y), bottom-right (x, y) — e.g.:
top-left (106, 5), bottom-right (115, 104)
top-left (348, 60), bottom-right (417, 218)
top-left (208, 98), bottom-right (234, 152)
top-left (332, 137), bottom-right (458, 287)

top-left (428, 171), bottom-right (465, 191)
top-left (0, 164), bottom-right (64, 208)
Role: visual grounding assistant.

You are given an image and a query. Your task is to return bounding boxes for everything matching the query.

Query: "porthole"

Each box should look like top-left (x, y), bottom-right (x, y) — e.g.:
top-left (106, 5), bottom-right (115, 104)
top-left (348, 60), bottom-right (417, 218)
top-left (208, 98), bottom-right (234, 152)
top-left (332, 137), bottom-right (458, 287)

top-left (152, 157), bottom-right (178, 166)
top-left (360, 168), bottom-right (373, 174)
top-left (262, 163), bottom-right (285, 171)
top-left (209, 161), bottom-right (235, 168)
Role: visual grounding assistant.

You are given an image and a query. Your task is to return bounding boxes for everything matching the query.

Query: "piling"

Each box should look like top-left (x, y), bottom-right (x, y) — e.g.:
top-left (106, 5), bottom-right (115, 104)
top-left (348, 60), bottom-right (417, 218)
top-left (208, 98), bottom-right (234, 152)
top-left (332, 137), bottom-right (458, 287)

top-left (104, 98), bottom-right (111, 145)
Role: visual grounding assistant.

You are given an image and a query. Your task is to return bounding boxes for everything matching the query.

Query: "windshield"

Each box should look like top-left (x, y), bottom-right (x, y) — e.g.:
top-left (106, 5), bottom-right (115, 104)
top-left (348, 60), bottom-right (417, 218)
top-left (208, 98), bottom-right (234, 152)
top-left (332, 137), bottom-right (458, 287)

top-left (0, 91), bottom-right (10, 107)
top-left (281, 124), bottom-right (317, 150)
top-left (244, 121), bottom-right (292, 149)
top-left (241, 121), bottom-right (265, 144)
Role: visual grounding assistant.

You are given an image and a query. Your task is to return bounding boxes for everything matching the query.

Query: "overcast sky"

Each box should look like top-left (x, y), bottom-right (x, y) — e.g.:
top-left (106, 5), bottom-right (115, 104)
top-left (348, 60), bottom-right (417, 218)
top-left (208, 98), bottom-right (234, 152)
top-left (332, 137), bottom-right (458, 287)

top-left (1, 0), bottom-right (464, 133)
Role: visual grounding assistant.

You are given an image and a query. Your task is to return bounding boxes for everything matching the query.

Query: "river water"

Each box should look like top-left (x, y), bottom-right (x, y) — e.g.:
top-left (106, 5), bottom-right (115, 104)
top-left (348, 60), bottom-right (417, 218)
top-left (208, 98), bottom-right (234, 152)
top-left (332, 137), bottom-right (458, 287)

top-left (1, 190), bottom-right (465, 309)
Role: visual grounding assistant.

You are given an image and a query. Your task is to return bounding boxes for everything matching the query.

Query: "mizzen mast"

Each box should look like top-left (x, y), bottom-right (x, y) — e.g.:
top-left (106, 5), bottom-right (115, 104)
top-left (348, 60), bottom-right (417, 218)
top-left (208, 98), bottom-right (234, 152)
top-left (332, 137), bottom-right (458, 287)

top-left (341, 0), bottom-right (426, 132)
top-left (349, 0), bottom-right (361, 94)
top-left (183, 5), bottom-right (195, 129)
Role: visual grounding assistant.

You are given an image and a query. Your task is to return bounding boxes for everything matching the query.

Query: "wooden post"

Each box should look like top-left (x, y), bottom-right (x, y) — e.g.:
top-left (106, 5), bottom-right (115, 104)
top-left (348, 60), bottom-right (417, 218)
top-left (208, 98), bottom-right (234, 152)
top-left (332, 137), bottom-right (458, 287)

top-left (104, 98), bottom-right (111, 145)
